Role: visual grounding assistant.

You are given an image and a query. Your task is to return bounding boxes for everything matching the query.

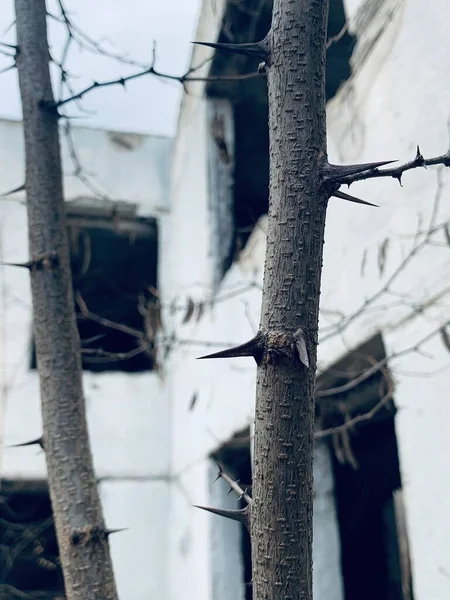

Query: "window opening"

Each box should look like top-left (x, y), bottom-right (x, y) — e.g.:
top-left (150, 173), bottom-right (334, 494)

top-left (30, 202), bottom-right (159, 373)
top-left (317, 334), bottom-right (414, 600)
top-left (0, 480), bottom-right (65, 599)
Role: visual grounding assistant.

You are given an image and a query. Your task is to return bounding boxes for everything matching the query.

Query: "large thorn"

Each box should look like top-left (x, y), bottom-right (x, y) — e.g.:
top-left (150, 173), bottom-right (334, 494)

top-left (323, 160), bottom-right (397, 182)
top-left (194, 504), bottom-right (250, 529)
top-left (71, 525), bottom-right (128, 546)
top-left (0, 182), bottom-right (26, 197)
top-left (8, 436), bottom-right (44, 449)
top-left (1, 260), bottom-right (32, 269)
top-left (197, 332), bottom-right (264, 361)
top-left (2, 252), bottom-right (59, 271)
top-left (332, 190), bottom-right (378, 207)
top-left (193, 35), bottom-right (269, 62)
top-left (105, 527), bottom-right (129, 537)
top-left (0, 42), bottom-right (18, 50)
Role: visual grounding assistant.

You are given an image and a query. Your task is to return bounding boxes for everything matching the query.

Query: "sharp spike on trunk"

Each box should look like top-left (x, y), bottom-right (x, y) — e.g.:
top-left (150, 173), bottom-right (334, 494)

top-left (197, 332), bottom-right (264, 361)
top-left (194, 504), bottom-right (249, 529)
top-left (323, 160), bottom-right (397, 182)
top-left (192, 36), bottom-right (269, 62)
top-left (0, 182), bottom-right (26, 197)
top-left (8, 436), bottom-right (44, 449)
top-left (0, 42), bottom-right (18, 50)
top-left (71, 525), bottom-right (127, 546)
top-left (332, 190), bottom-right (378, 207)
top-left (105, 528), bottom-right (128, 537)
top-left (1, 260), bottom-right (32, 269)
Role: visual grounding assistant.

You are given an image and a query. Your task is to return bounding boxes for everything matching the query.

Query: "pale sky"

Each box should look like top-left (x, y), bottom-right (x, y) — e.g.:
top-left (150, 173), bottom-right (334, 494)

top-left (0, 0), bottom-right (201, 137)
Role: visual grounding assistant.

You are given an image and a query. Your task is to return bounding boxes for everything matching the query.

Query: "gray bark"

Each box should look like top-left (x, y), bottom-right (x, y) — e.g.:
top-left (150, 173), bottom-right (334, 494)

top-left (14, 1), bottom-right (119, 598)
top-left (251, 2), bottom-right (330, 600)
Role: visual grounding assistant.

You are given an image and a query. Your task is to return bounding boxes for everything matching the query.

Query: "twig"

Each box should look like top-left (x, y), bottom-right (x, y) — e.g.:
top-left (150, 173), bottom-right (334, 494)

top-left (49, 1), bottom-right (262, 109)
top-left (76, 292), bottom-right (254, 359)
top-left (81, 345), bottom-right (147, 363)
top-left (339, 146), bottom-right (450, 186)
top-left (326, 22), bottom-right (348, 49)
top-left (317, 319), bottom-right (450, 398)
top-left (320, 171), bottom-right (446, 343)
top-left (75, 293), bottom-right (145, 340)
top-left (315, 387), bottom-right (394, 439)
top-left (62, 121), bottom-right (112, 200)
top-left (53, 0), bottom-right (150, 69)
top-left (215, 462), bottom-right (252, 504)
top-left (316, 356), bottom-right (389, 397)
top-left (54, 65), bottom-right (261, 109)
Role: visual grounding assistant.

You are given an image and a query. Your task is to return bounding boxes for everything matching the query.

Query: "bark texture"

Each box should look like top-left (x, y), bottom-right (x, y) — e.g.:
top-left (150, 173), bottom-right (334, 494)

top-left (14, 2), bottom-right (118, 598)
top-left (251, 2), bottom-right (330, 600)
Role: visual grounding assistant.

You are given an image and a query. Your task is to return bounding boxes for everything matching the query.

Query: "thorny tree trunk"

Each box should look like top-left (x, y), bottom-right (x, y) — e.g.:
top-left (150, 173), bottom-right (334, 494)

top-left (197, 2), bottom-right (330, 597)
top-left (252, 2), bottom-right (329, 600)
top-left (14, 1), bottom-right (118, 598)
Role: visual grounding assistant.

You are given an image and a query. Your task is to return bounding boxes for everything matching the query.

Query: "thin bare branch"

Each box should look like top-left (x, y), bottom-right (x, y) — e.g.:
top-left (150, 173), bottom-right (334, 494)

top-left (53, 65), bottom-right (261, 109)
top-left (81, 345), bottom-right (147, 363)
top-left (315, 386), bottom-right (394, 439)
top-left (214, 463), bottom-right (252, 504)
top-left (75, 293), bottom-right (145, 340)
top-left (62, 121), bottom-right (113, 201)
top-left (316, 319), bottom-right (450, 400)
top-left (320, 170), bottom-right (447, 343)
top-left (338, 146), bottom-right (450, 186)
top-left (326, 22), bottom-right (348, 49)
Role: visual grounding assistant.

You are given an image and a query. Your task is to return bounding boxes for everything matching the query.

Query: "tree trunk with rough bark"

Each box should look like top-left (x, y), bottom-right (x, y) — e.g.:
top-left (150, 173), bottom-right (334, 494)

top-left (196, 1), bottom-right (330, 598)
top-left (14, 1), bottom-right (118, 598)
top-left (251, 3), bottom-right (329, 600)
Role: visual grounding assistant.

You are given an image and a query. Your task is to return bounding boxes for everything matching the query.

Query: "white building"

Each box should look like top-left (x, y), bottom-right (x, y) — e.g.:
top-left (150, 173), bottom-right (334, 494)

top-left (1, 0), bottom-right (450, 599)
top-left (0, 118), bottom-right (173, 598)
